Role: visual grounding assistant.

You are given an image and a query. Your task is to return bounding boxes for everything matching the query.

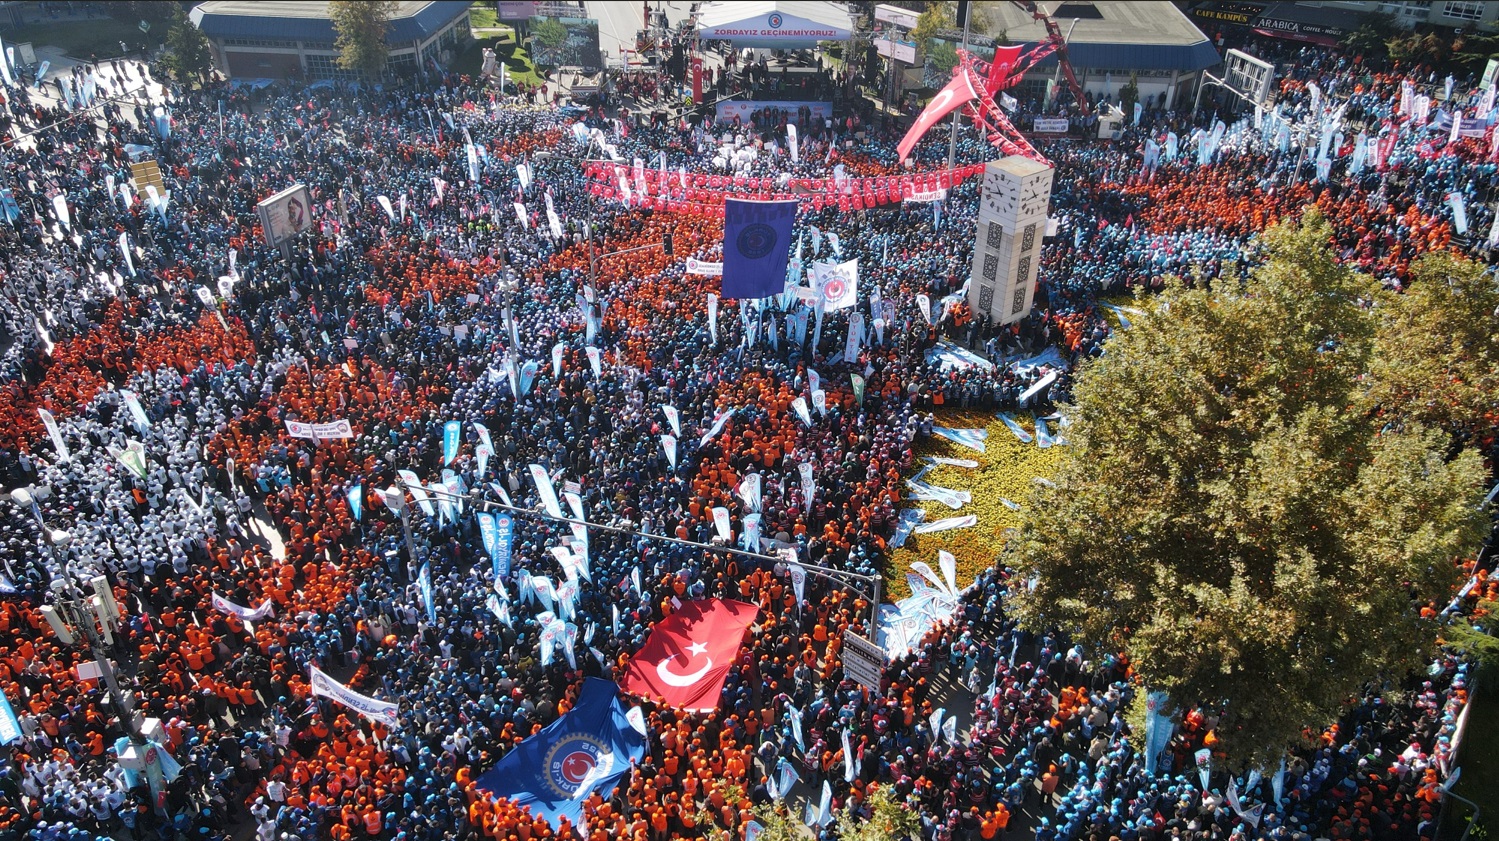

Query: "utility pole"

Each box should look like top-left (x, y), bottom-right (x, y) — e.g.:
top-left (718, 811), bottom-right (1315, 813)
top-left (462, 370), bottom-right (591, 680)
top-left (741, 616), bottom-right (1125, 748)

top-left (946, 0), bottom-right (972, 170)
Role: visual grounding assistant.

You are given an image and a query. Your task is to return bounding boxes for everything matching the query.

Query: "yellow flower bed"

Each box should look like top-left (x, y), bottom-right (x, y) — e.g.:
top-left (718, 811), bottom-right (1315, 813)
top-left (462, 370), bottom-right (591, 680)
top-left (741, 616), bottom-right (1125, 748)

top-left (882, 408), bottom-right (1066, 600)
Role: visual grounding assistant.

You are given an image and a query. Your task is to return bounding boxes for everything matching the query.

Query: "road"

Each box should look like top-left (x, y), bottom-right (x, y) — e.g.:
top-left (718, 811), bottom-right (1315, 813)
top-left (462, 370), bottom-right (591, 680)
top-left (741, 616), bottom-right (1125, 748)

top-left (585, 0), bottom-right (697, 66)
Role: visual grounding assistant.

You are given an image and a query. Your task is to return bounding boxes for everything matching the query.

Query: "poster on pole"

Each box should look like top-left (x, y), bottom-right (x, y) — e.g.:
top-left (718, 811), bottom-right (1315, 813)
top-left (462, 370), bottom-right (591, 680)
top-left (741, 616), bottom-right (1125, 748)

top-left (257, 184), bottom-right (313, 248)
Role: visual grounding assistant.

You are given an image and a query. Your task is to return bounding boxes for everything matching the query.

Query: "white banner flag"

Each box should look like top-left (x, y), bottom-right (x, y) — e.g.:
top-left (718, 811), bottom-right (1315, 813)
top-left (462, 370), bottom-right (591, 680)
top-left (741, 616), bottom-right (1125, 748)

top-left (309, 665), bottom-right (400, 727)
top-left (212, 594), bottom-right (275, 621)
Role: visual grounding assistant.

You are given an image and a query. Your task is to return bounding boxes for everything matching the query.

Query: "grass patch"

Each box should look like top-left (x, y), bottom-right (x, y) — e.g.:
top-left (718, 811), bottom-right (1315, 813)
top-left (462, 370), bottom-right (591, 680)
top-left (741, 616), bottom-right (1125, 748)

top-left (882, 408), bottom-right (1067, 600)
top-left (452, 36), bottom-right (546, 87)
top-left (0, 18), bottom-right (166, 60)
top-left (468, 2), bottom-right (501, 29)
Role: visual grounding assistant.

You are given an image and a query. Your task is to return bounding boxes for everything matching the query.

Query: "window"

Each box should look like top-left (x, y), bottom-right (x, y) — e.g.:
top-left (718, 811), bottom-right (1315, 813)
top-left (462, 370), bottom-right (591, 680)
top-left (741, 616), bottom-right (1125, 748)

top-left (1021, 223), bottom-right (1036, 253)
top-left (304, 53), bottom-right (361, 81)
top-left (982, 254), bottom-right (998, 281)
top-left (224, 37), bottom-right (292, 48)
top-left (1017, 255), bottom-right (1032, 283)
top-left (1442, 1), bottom-right (1484, 21)
top-left (978, 285), bottom-right (993, 313)
top-left (986, 222), bottom-right (1004, 248)
top-left (1010, 285), bottom-right (1027, 315)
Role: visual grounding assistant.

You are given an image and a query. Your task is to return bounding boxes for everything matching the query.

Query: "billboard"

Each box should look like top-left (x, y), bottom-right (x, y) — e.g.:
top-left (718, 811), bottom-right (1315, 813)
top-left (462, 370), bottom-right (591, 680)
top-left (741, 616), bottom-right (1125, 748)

top-left (498, 1), bottom-right (536, 20)
top-left (715, 100), bottom-right (833, 125)
top-left (874, 4), bottom-right (920, 29)
top-left (875, 36), bottom-right (917, 64)
top-left (529, 16), bottom-right (602, 70)
top-left (257, 184), bottom-right (312, 248)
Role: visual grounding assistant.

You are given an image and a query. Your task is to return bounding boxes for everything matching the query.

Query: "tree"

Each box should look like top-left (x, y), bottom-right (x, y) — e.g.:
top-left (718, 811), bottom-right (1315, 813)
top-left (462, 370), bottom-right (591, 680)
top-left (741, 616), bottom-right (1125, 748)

top-left (835, 785), bottom-right (920, 841)
top-left (909, 1), bottom-right (954, 61)
top-left (330, 0), bottom-right (395, 77)
top-left (1008, 211), bottom-right (1489, 768)
top-left (529, 18), bottom-right (568, 67)
top-left (162, 4), bottom-right (215, 84)
top-left (1341, 12), bottom-right (1397, 61)
top-left (749, 802), bottom-right (804, 841)
top-left (1369, 252), bottom-right (1499, 447)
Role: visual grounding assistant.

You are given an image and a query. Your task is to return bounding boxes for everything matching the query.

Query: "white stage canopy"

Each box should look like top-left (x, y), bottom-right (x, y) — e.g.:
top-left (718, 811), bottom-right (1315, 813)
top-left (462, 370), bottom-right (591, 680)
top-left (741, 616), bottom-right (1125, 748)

top-left (697, 1), bottom-right (853, 48)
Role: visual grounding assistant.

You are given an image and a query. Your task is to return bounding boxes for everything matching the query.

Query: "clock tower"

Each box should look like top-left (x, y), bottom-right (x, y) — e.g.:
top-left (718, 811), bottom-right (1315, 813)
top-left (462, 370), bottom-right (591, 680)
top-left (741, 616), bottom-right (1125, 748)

top-left (970, 156), bottom-right (1054, 326)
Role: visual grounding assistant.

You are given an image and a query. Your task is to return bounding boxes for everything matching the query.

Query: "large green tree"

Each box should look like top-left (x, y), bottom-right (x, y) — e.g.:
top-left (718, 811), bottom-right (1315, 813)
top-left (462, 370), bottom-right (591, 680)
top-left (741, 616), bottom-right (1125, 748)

top-left (330, 0), bottom-right (396, 77)
top-left (1009, 211), bottom-right (1489, 767)
top-left (836, 785), bottom-right (921, 841)
top-left (1368, 251), bottom-right (1499, 447)
top-left (162, 4), bottom-right (215, 84)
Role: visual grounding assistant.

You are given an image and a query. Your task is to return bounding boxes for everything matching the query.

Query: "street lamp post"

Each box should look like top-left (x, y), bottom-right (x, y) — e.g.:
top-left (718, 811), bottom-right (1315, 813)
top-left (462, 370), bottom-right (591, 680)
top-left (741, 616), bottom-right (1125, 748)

top-left (34, 524), bottom-right (169, 808)
top-left (380, 487), bottom-right (419, 583)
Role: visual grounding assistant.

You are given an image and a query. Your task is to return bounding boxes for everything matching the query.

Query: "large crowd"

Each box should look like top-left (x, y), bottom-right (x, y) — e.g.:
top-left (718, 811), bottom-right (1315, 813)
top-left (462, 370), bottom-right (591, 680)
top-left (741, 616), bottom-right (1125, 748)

top-left (0, 22), bottom-right (1492, 841)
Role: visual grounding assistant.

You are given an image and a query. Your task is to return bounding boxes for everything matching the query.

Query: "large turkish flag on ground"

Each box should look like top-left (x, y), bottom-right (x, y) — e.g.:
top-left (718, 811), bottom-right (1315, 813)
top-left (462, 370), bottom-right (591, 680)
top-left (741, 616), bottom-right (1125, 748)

top-left (621, 598), bottom-right (759, 712)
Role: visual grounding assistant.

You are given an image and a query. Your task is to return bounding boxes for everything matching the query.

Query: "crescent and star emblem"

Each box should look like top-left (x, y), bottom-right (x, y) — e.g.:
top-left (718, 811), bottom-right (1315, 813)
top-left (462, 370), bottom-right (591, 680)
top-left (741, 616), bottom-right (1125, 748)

top-left (656, 641), bottom-right (713, 687)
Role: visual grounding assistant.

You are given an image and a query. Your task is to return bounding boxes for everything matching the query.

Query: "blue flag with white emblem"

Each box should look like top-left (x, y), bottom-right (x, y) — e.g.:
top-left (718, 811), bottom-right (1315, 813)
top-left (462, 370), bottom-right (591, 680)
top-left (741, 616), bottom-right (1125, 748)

top-left (722, 199), bottom-right (796, 300)
top-left (442, 420), bottom-right (462, 466)
top-left (475, 678), bottom-right (644, 830)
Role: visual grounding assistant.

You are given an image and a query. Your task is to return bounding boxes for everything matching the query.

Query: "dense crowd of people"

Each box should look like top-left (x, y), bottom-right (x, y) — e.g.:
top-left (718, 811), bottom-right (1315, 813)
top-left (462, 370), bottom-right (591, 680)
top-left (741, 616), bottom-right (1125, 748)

top-left (0, 24), bottom-right (1492, 841)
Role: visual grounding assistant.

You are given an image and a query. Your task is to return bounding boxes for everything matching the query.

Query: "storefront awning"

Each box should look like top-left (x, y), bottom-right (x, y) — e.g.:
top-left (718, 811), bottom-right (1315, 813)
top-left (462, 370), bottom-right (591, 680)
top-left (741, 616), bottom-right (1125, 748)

top-left (697, 1), bottom-right (853, 48)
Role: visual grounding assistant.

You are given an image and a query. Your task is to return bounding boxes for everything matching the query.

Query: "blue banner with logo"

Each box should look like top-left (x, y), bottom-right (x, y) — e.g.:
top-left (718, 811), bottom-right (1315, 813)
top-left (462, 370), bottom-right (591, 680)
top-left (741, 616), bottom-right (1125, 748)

top-left (418, 562), bottom-right (436, 623)
top-left (475, 678), bottom-right (645, 830)
top-left (0, 686), bottom-right (23, 745)
top-left (722, 199), bottom-right (797, 300)
top-left (442, 420), bottom-right (462, 466)
top-left (493, 513), bottom-right (515, 579)
top-left (346, 483), bottom-right (362, 522)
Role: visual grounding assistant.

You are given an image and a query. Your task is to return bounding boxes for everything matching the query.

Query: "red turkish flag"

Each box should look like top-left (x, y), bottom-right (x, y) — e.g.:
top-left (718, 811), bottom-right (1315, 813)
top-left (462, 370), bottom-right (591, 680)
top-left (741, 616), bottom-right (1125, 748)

top-left (898, 70), bottom-right (980, 162)
top-left (621, 599), bottom-right (759, 711)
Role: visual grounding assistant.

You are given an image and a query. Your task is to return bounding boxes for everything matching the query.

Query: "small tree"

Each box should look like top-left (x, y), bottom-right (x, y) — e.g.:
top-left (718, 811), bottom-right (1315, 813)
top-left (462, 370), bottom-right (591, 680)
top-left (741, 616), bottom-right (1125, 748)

top-left (910, 1), bottom-right (954, 61)
top-left (163, 5), bottom-right (215, 84)
top-left (749, 802), bottom-right (804, 841)
top-left (836, 785), bottom-right (920, 841)
top-left (330, 0), bottom-right (396, 77)
top-left (1341, 12), bottom-right (1397, 61)
top-left (1119, 72), bottom-right (1140, 114)
top-left (530, 18), bottom-right (568, 68)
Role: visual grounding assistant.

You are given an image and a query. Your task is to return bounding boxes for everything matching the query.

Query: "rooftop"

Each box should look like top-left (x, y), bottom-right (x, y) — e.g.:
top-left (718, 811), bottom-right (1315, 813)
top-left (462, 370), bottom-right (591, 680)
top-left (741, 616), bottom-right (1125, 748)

top-left (190, 0), bottom-right (470, 43)
top-left (974, 0), bottom-right (1221, 72)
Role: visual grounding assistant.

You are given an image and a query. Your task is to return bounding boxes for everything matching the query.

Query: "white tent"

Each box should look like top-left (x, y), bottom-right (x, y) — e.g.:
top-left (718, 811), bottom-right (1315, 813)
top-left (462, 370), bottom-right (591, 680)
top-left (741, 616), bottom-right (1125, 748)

top-left (697, 1), bottom-right (853, 48)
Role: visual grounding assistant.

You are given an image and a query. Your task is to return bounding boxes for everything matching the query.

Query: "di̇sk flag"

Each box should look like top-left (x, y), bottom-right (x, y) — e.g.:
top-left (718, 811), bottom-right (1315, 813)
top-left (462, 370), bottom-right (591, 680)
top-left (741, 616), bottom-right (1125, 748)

top-left (621, 598), bottom-right (759, 711)
top-left (475, 678), bottom-right (645, 830)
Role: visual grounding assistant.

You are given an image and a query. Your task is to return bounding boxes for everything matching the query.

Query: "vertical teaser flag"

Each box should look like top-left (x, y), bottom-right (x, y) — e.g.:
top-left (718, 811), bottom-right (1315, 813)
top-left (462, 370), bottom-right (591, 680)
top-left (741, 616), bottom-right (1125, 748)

top-left (442, 420), bottom-right (461, 466)
top-left (475, 678), bottom-right (645, 830)
top-left (493, 513), bottom-right (514, 578)
top-left (721, 199), bottom-right (797, 300)
top-left (620, 598), bottom-right (759, 711)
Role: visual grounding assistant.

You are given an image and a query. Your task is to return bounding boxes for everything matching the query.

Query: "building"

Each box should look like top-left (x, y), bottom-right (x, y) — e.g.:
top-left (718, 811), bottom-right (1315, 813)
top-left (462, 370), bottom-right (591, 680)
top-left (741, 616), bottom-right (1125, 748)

top-left (189, 0), bottom-right (472, 82)
top-left (970, 1), bottom-right (1222, 110)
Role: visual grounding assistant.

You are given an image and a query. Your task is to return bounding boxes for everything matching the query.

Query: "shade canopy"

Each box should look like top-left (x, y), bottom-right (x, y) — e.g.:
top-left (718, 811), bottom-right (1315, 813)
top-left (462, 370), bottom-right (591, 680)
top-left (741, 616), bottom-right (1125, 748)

top-left (697, 1), bottom-right (853, 48)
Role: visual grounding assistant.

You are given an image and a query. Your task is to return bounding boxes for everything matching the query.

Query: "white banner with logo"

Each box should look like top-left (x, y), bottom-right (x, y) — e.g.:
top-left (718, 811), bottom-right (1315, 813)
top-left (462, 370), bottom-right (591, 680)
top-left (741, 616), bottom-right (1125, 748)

top-left (309, 665), bottom-right (400, 728)
top-left (212, 594), bottom-right (275, 622)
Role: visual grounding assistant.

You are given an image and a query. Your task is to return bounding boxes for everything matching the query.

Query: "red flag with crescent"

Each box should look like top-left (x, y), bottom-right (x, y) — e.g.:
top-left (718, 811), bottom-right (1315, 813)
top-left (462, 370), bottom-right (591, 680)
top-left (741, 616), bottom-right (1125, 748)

top-left (620, 599), bottom-right (759, 711)
top-left (898, 70), bottom-right (980, 162)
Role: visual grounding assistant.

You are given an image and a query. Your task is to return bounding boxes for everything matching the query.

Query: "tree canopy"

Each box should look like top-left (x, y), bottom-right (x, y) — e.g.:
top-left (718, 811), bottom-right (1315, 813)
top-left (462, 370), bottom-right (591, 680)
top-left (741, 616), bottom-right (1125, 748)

top-left (330, 0), bottom-right (395, 77)
top-left (1009, 211), bottom-right (1489, 767)
top-left (1368, 251), bottom-right (1499, 449)
top-left (162, 4), bottom-right (215, 84)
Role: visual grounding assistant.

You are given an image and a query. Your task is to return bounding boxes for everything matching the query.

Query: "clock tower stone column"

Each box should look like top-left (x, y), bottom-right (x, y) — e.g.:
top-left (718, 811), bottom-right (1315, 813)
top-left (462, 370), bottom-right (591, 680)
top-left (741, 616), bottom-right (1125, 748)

top-left (970, 156), bottom-right (1054, 326)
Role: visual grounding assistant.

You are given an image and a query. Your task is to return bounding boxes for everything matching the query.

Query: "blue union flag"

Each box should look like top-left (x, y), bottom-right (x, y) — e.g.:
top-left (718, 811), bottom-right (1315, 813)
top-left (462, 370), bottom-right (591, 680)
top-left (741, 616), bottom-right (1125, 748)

top-left (475, 679), bottom-right (645, 829)
top-left (722, 199), bottom-right (797, 299)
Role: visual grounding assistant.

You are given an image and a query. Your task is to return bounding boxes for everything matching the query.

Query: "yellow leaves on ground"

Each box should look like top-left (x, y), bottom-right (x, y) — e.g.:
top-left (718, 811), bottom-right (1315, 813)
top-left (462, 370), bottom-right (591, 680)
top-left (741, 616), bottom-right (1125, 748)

top-left (882, 408), bottom-right (1066, 600)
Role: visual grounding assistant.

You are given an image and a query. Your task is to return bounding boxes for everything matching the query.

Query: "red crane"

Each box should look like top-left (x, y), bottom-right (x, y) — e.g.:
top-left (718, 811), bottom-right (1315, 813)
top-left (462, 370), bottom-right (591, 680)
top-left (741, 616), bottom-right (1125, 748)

top-left (1006, 0), bottom-right (1091, 117)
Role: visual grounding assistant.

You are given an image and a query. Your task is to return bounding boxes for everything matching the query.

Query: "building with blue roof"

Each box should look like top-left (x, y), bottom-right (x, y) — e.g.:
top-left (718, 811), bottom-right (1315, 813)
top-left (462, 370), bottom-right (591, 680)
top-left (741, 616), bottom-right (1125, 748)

top-left (189, 0), bottom-right (472, 81)
top-left (960, 0), bottom-right (1222, 111)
